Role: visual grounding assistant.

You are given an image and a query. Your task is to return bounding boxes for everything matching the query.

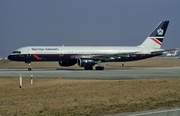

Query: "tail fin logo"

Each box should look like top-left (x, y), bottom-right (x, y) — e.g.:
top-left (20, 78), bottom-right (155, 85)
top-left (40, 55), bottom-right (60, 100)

top-left (157, 28), bottom-right (164, 35)
top-left (151, 38), bottom-right (162, 46)
top-left (140, 21), bottom-right (169, 49)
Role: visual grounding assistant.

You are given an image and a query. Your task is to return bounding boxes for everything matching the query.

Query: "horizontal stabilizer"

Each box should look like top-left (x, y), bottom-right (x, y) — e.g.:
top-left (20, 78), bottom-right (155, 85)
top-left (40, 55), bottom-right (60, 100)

top-left (151, 49), bottom-right (177, 54)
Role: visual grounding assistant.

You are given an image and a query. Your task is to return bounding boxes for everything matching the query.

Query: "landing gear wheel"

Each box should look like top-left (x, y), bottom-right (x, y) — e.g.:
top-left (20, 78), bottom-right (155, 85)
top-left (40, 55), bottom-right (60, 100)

top-left (28, 68), bottom-right (32, 71)
top-left (84, 66), bottom-right (93, 70)
top-left (26, 61), bottom-right (32, 71)
top-left (95, 66), bottom-right (104, 70)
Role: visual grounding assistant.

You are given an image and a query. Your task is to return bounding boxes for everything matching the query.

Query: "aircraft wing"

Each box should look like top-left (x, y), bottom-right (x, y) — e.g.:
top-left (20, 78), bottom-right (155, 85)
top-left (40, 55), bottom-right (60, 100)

top-left (92, 51), bottom-right (138, 60)
top-left (151, 49), bottom-right (177, 54)
top-left (75, 51), bottom-right (138, 60)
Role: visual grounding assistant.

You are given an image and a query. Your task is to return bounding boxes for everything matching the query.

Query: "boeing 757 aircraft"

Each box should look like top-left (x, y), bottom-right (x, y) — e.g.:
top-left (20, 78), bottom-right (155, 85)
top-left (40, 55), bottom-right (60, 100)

top-left (8, 21), bottom-right (174, 71)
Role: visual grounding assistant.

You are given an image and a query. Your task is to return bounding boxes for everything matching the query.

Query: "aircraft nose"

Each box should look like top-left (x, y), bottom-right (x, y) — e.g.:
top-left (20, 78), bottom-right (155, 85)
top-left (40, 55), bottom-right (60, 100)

top-left (8, 55), bottom-right (16, 61)
top-left (8, 55), bottom-right (12, 60)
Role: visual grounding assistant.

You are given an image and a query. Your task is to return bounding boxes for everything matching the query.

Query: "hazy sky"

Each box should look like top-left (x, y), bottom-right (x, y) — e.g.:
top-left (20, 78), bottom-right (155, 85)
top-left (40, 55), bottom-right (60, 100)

top-left (0, 0), bottom-right (180, 57)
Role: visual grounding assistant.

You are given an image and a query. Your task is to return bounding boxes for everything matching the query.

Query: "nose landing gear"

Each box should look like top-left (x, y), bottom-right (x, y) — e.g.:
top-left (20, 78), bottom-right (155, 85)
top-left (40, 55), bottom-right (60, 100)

top-left (26, 61), bottom-right (32, 71)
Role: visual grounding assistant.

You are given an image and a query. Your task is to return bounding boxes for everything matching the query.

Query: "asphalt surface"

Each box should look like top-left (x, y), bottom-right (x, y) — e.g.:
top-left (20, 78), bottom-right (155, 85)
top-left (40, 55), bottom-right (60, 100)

top-left (0, 67), bottom-right (180, 79)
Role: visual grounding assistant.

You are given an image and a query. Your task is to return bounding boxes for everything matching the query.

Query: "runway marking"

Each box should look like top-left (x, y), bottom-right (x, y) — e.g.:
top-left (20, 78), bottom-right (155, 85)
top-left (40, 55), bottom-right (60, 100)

top-left (127, 108), bottom-right (180, 116)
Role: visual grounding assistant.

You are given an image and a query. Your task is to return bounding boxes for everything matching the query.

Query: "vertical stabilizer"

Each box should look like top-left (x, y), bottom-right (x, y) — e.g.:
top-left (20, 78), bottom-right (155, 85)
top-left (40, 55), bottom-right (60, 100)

top-left (140, 21), bottom-right (169, 49)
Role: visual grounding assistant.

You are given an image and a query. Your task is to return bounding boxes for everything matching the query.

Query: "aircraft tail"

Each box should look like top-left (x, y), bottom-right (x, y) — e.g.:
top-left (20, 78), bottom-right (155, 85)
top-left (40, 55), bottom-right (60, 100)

top-left (139, 21), bottom-right (169, 49)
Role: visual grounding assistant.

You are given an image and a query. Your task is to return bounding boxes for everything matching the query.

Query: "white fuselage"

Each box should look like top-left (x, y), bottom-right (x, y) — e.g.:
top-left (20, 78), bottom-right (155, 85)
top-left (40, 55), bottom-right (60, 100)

top-left (13, 46), bottom-right (152, 55)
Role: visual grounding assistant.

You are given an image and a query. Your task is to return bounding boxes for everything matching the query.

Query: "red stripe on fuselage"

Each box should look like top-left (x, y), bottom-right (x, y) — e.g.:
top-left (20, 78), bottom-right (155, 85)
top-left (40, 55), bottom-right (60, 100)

top-left (151, 38), bottom-right (162, 46)
top-left (33, 54), bottom-right (41, 60)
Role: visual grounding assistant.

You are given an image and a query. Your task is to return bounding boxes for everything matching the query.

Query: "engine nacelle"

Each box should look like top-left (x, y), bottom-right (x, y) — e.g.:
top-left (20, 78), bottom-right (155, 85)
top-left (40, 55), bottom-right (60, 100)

top-left (77, 58), bottom-right (95, 67)
top-left (59, 61), bottom-right (76, 67)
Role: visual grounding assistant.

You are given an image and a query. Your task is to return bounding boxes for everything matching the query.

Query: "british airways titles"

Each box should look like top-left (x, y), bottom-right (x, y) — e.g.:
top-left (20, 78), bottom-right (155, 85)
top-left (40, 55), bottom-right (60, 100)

top-left (31, 48), bottom-right (59, 51)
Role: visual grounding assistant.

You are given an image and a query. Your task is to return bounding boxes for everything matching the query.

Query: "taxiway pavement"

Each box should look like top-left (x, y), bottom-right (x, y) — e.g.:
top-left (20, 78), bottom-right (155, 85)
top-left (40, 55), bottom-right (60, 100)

top-left (111, 108), bottom-right (180, 116)
top-left (0, 67), bottom-right (180, 79)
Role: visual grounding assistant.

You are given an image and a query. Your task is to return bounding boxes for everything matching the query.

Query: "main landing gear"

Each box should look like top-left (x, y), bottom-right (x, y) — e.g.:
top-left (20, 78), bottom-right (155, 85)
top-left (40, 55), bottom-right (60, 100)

top-left (83, 61), bottom-right (104, 70)
top-left (95, 66), bottom-right (104, 70)
top-left (84, 66), bottom-right (93, 70)
top-left (84, 66), bottom-right (104, 70)
top-left (26, 61), bottom-right (32, 71)
top-left (95, 60), bottom-right (104, 70)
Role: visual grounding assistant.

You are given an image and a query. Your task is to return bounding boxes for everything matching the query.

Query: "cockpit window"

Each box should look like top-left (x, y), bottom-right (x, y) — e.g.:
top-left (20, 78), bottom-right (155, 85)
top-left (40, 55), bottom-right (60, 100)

top-left (13, 51), bottom-right (21, 54)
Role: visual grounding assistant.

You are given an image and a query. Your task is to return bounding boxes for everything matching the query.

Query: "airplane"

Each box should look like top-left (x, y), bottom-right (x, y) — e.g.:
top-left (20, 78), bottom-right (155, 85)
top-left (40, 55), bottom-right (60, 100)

top-left (8, 21), bottom-right (175, 71)
top-left (166, 48), bottom-right (179, 57)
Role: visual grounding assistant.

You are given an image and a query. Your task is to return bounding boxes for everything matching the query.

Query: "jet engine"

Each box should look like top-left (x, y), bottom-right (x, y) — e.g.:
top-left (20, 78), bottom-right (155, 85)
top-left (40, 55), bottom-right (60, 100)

top-left (59, 61), bottom-right (76, 67)
top-left (77, 58), bottom-right (95, 67)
